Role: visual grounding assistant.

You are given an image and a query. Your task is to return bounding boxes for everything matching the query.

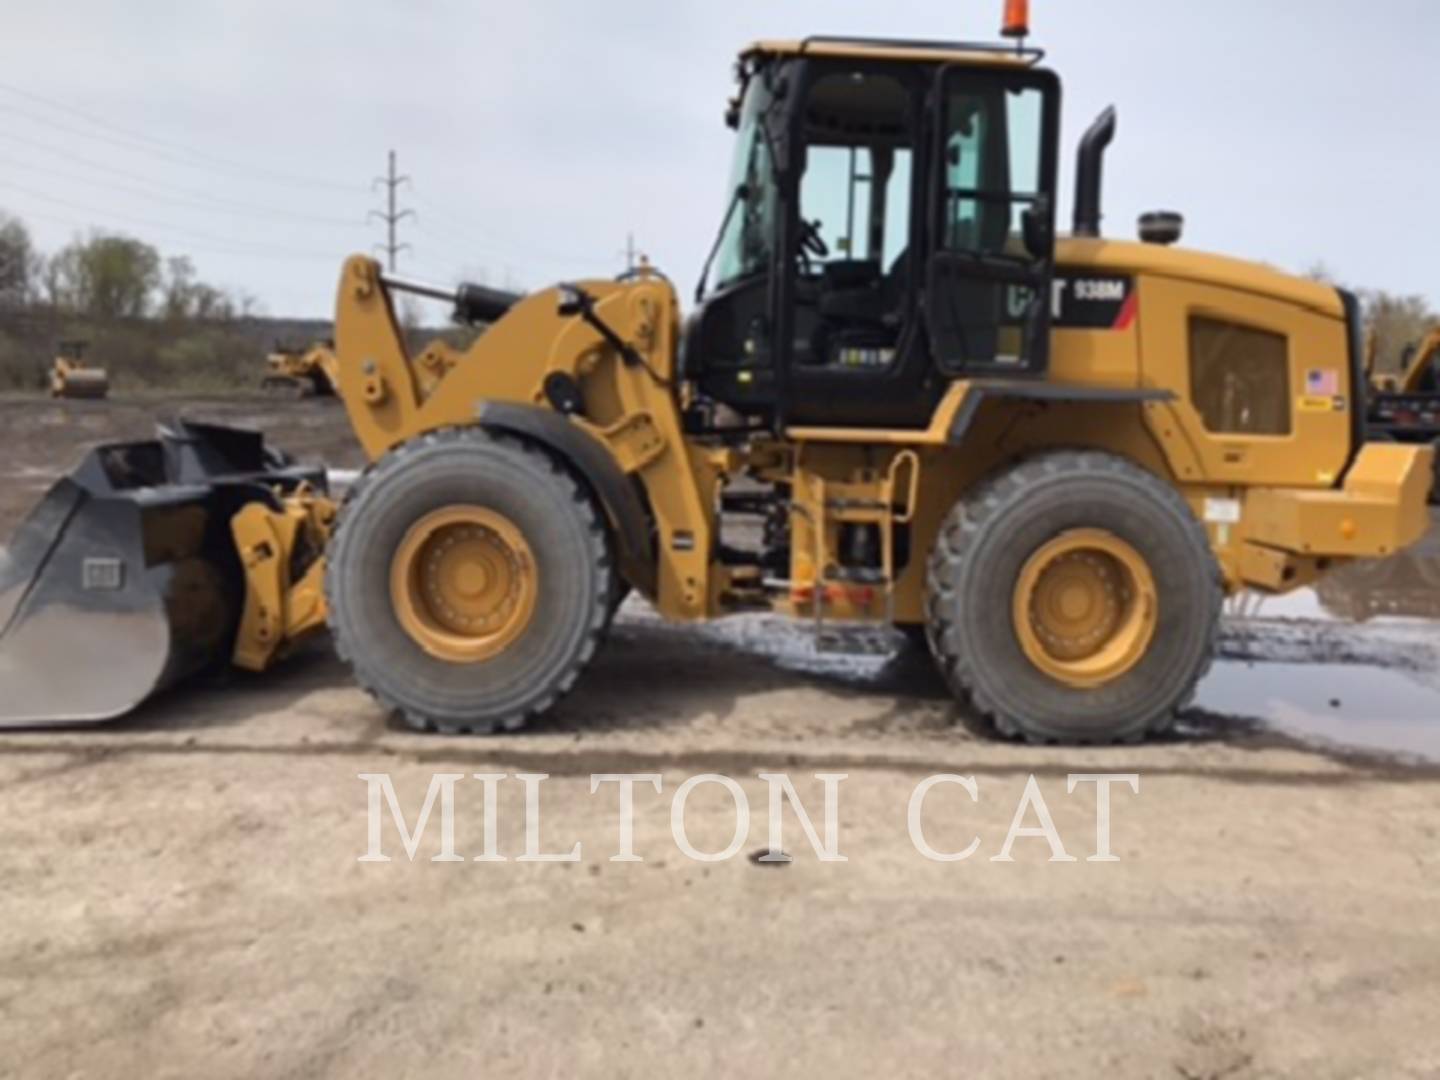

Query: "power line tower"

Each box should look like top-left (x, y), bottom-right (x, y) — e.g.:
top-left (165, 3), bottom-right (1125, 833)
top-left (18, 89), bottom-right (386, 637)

top-left (369, 150), bottom-right (414, 271)
top-left (621, 231), bottom-right (638, 272)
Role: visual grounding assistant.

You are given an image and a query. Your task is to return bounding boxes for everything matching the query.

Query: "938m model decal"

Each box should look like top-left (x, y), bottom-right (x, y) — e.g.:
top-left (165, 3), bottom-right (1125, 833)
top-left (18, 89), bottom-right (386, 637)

top-left (1052, 273), bottom-right (1136, 329)
top-left (1005, 273), bottom-right (1137, 330)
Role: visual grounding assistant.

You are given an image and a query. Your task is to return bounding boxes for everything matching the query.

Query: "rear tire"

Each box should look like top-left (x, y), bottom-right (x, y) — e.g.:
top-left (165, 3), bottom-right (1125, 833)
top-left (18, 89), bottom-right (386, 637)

top-left (926, 450), bottom-right (1221, 744)
top-left (326, 427), bottom-right (611, 733)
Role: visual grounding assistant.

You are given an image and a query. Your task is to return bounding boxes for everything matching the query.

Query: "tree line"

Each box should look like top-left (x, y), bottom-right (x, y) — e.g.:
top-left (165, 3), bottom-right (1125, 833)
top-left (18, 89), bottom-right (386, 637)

top-left (0, 209), bottom-right (290, 392)
top-left (0, 210), bottom-right (256, 322)
top-left (1, 206), bottom-right (1435, 390)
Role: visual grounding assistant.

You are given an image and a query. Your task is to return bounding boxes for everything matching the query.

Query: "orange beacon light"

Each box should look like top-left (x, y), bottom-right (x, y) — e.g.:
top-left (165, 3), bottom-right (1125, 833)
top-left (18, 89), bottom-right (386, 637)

top-left (1002, 0), bottom-right (1030, 39)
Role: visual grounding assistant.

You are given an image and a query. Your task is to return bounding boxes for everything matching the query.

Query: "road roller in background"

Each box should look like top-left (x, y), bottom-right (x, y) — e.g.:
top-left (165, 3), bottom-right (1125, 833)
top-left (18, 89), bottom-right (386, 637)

top-left (0, 3), bottom-right (1434, 742)
top-left (49, 341), bottom-right (109, 400)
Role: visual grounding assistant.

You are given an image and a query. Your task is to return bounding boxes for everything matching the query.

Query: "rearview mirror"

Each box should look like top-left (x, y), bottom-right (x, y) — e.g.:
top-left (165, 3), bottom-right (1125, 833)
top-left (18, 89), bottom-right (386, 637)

top-left (1021, 197), bottom-right (1053, 259)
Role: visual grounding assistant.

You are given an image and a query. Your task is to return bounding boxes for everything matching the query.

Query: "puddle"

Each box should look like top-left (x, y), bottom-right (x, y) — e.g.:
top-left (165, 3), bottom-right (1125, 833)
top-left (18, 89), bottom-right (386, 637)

top-left (650, 605), bottom-right (1440, 762)
top-left (1193, 660), bottom-right (1440, 762)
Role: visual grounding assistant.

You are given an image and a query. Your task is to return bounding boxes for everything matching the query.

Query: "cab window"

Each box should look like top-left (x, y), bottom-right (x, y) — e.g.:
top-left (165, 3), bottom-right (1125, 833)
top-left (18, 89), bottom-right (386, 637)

top-left (800, 145), bottom-right (913, 267)
top-left (940, 83), bottom-right (1046, 258)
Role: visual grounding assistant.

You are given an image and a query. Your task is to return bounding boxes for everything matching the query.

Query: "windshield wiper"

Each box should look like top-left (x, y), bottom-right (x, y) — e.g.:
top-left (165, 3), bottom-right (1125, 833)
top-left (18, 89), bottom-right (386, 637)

top-left (694, 183), bottom-right (748, 304)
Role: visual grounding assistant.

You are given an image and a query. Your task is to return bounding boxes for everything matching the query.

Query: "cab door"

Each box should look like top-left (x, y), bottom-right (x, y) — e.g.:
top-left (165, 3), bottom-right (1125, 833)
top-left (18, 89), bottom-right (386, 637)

top-left (925, 66), bottom-right (1061, 377)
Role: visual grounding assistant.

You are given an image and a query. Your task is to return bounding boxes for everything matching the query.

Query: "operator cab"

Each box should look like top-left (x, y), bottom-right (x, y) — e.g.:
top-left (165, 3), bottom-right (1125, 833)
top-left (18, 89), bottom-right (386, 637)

top-left (684, 38), bottom-right (1061, 428)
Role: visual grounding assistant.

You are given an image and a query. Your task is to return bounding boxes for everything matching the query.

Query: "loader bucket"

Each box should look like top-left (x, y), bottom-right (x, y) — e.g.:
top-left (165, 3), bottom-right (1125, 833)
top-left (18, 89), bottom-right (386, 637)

top-left (0, 420), bottom-right (324, 727)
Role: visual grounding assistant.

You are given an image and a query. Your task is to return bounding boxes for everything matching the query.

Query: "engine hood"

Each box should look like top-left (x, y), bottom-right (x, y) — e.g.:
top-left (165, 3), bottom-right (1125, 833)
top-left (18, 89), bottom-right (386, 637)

top-left (1055, 236), bottom-right (1343, 318)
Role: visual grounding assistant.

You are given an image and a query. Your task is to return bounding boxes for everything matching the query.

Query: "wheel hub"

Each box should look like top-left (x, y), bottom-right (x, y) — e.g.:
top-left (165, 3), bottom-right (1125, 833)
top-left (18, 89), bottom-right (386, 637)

top-left (1012, 529), bottom-right (1158, 689)
top-left (391, 506), bottom-right (537, 662)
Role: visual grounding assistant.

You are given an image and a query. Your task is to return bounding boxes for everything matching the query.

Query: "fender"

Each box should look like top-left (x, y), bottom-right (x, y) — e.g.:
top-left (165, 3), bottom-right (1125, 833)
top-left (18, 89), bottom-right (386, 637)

top-left (476, 401), bottom-right (657, 596)
top-left (947, 381), bottom-right (1176, 444)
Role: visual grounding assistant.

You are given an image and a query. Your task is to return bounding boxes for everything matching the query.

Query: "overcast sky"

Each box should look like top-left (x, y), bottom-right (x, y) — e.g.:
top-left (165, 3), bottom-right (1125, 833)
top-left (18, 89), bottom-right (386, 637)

top-left (0, 1), bottom-right (1434, 317)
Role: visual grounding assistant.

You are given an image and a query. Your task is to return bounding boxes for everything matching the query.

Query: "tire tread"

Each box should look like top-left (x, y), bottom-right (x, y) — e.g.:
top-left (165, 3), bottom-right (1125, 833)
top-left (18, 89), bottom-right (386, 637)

top-left (925, 450), bottom-right (1223, 744)
top-left (325, 426), bottom-right (611, 735)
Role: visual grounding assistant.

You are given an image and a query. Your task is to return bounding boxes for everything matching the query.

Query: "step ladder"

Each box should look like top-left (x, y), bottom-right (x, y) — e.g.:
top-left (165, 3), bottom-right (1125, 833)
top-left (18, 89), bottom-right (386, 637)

top-left (799, 449), bottom-right (921, 652)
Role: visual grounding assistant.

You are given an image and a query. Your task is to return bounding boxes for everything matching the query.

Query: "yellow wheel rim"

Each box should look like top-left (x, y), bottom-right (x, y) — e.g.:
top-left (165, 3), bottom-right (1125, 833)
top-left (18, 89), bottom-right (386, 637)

top-left (1012, 529), bottom-right (1158, 689)
top-left (390, 506), bottom-right (537, 662)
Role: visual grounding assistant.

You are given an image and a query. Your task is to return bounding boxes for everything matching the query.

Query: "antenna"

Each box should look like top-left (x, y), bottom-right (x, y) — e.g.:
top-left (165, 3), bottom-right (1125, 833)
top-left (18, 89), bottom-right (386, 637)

top-left (620, 231), bottom-right (640, 272)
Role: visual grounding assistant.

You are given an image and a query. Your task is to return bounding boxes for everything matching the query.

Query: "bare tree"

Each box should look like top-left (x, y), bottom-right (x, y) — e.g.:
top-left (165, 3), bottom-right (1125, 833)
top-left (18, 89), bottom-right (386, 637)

top-left (161, 256), bottom-right (237, 321)
top-left (1362, 290), bottom-right (1436, 376)
top-left (1305, 264), bottom-right (1436, 376)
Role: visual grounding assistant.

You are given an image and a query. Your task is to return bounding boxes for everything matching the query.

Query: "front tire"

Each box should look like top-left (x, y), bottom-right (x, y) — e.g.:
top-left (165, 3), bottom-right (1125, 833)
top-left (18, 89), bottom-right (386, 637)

top-left (326, 427), bottom-right (611, 733)
top-left (926, 451), bottom-right (1221, 743)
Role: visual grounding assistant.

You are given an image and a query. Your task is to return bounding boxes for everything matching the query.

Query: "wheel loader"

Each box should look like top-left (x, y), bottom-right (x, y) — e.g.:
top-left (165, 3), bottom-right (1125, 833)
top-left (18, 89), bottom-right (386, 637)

top-left (1, 9), bottom-right (1434, 742)
top-left (262, 340), bottom-right (341, 399)
top-left (1369, 327), bottom-right (1440, 396)
top-left (49, 340), bottom-right (109, 400)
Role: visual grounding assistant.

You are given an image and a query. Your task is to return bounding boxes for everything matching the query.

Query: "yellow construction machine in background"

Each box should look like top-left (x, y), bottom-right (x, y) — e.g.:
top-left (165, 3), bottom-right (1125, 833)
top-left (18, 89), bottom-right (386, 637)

top-left (1, 2), bottom-right (1434, 742)
top-left (261, 341), bottom-right (340, 398)
top-left (49, 341), bottom-right (109, 400)
top-left (1367, 327), bottom-right (1440, 500)
top-left (1371, 328), bottom-right (1440, 395)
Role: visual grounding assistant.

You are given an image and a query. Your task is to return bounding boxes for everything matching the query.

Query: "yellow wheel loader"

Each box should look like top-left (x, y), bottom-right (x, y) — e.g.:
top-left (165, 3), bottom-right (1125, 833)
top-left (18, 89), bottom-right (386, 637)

top-left (261, 340), bottom-right (340, 399)
top-left (49, 340), bottom-right (109, 400)
top-left (1, 13), bottom-right (1434, 741)
top-left (1370, 327), bottom-right (1440, 396)
top-left (1368, 327), bottom-right (1440, 500)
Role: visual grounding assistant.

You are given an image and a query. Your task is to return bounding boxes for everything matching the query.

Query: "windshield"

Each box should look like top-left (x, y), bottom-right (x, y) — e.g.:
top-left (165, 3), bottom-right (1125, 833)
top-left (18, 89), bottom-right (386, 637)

top-left (707, 78), bottom-right (778, 294)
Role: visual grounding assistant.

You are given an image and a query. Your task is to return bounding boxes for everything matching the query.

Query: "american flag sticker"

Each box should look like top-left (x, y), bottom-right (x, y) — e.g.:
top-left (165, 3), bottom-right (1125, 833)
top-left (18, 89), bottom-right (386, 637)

top-left (1306, 369), bottom-right (1340, 396)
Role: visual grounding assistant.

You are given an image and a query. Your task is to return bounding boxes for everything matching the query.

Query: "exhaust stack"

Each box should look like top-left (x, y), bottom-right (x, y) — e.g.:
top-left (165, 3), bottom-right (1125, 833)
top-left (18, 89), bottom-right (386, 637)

top-left (1073, 106), bottom-right (1117, 238)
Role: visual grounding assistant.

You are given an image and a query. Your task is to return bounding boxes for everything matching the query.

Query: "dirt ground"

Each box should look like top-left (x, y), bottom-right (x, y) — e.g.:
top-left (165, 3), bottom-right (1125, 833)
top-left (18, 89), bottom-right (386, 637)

top-left (0, 392), bottom-right (366, 536)
top-left (2, 395), bottom-right (1439, 1079)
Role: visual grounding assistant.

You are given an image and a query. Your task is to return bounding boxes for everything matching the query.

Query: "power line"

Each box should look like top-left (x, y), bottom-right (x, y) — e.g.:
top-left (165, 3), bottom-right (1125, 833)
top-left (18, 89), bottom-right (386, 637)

top-left (419, 196), bottom-right (616, 266)
top-left (0, 129), bottom-right (483, 276)
top-left (0, 81), bottom-right (363, 193)
top-left (0, 178), bottom-right (347, 260)
top-left (369, 150), bottom-right (414, 272)
top-left (12, 205), bottom-right (342, 265)
top-left (0, 79), bottom-right (621, 303)
top-left (0, 149), bottom-right (366, 229)
top-left (410, 200), bottom-right (617, 273)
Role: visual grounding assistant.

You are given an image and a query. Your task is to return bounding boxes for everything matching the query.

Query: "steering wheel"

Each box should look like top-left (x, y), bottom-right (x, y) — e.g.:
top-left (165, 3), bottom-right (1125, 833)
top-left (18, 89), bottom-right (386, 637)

top-left (800, 218), bottom-right (830, 261)
top-left (796, 219), bottom-right (831, 274)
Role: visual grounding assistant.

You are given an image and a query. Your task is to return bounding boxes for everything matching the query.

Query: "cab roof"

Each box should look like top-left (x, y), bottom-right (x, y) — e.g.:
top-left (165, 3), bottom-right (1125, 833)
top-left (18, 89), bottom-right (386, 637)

top-left (745, 36), bottom-right (1041, 69)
